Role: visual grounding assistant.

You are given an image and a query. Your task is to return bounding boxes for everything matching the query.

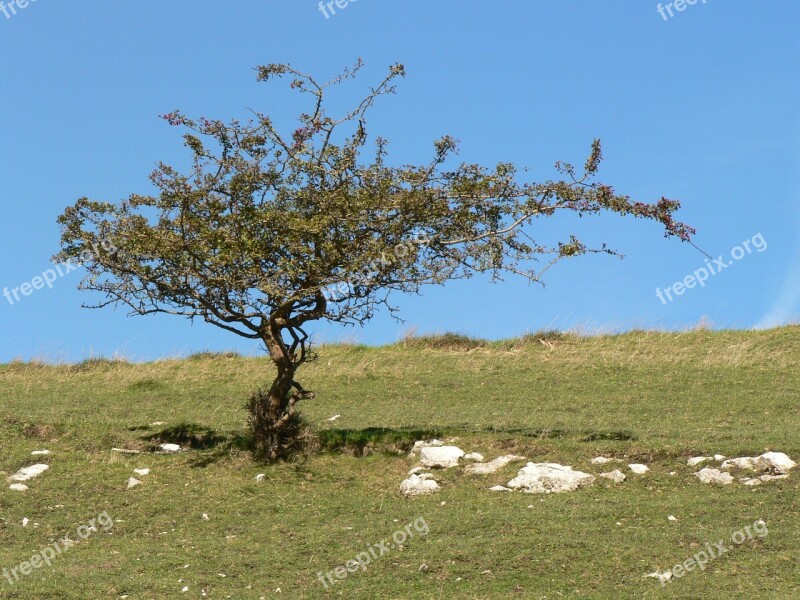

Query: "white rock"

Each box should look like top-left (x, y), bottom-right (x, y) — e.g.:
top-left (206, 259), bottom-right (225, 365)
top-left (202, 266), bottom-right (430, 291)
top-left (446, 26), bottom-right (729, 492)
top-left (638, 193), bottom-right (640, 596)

top-left (599, 469), bottom-right (626, 483)
top-left (667, 515), bottom-right (678, 522)
top-left (255, 473), bottom-right (266, 482)
top-left (591, 456), bottom-right (620, 465)
top-left (463, 452), bottom-right (485, 462)
top-left (721, 452), bottom-right (796, 474)
top-left (506, 463), bottom-right (595, 494)
top-left (326, 415), bottom-right (341, 421)
top-left (694, 468), bottom-right (734, 485)
top-left (489, 485), bottom-right (512, 492)
top-left (644, 571), bottom-right (672, 584)
top-left (150, 421), bottom-right (167, 426)
top-left (687, 456), bottom-right (712, 467)
top-left (9, 484), bottom-right (28, 491)
top-left (22, 518), bottom-right (29, 527)
top-left (410, 439), bottom-right (444, 455)
top-left (127, 477), bottom-right (143, 489)
top-left (464, 455), bottom-right (526, 475)
top-left (400, 474), bottom-right (440, 496)
top-left (720, 456), bottom-right (759, 471)
top-left (714, 454), bottom-right (726, 461)
top-left (133, 468), bottom-right (150, 477)
top-left (159, 443), bottom-right (182, 453)
top-left (628, 464), bottom-right (649, 475)
top-left (31, 450), bottom-right (51, 456)
top-left (7, 464), bottom-right (49, 482)
top-left (741, 474), bottom-right (789, 486)
top-left (755, 452), bottom-right (796, 474)
top-left (408, 466), bottom-right (427, 475)
top-left (202, 513), bottom-right (209, 520)
top-left (420, 446), bottom-right (464, 468)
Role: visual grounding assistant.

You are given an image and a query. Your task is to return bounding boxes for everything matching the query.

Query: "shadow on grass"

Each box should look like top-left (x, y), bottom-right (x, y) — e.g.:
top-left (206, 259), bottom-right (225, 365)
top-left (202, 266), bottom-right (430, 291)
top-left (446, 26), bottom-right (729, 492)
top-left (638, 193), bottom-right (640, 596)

top-left (317, 427), bottom-right (442, 456)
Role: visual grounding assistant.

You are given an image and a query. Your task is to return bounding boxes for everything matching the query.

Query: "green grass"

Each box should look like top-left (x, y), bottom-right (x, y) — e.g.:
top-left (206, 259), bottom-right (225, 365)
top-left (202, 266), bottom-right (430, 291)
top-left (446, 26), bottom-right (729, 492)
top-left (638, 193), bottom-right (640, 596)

top-left (1, 327), bottom-right (800, 598)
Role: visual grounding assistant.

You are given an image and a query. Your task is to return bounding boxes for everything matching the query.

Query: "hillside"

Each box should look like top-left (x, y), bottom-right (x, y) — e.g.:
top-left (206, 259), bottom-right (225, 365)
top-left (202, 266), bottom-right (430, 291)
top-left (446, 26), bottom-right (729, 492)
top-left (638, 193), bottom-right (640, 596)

top-left (1, 327), bottom-right (799, 598)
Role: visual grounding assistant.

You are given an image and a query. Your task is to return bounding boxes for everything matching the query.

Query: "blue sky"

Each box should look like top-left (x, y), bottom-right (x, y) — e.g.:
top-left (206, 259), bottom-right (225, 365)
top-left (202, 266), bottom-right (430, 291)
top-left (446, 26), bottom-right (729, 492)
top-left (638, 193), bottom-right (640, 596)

top-left (1, 1), bottom-right (798, 362)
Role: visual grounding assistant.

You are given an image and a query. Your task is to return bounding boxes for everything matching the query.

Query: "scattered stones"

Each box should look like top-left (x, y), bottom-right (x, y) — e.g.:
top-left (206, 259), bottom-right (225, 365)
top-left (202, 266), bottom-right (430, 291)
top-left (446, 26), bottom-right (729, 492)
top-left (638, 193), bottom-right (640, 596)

top-left (31, 450), bottom-right (51, 456)
top-left (591, 457), bottom-right (621, 465)
top-left (599, 469), bottom-right (626, 483)
top-left (7, 464), bottom-right (49, 482)
top-left (9, 484), bottom-right (29, 492)
top-left (694, 468), bottom-right (734, 485)
top-left (489, 485), bottom-right (512, 492)
top-left (506, 463), bottom-right (595, 494)
top-left (687, 456), bottom-right (712, 467)
top-left (420, 446), bottom-right (464, 468)
top-left (740, 474), bottom-right (789, 486)
top-left (628, 464), bottom-right (649, 475)
top-left (133, 468), bottom-right (150, 477)
top-left (159, 443), bottom-right (182, 453)
top-left (464, 455), bottom-right (526, 475)
top-left (463, 452), bottom-right (485, 462)
top-left (127, 477), bottom-right (143, 489)
top-left (400, 474), bottom-right (440, 496)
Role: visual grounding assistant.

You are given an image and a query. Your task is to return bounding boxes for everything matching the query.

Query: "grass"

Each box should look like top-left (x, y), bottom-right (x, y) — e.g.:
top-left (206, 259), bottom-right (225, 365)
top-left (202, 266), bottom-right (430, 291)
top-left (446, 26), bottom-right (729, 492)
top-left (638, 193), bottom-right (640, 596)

top-left (1, 327), bottom-right (799, 598)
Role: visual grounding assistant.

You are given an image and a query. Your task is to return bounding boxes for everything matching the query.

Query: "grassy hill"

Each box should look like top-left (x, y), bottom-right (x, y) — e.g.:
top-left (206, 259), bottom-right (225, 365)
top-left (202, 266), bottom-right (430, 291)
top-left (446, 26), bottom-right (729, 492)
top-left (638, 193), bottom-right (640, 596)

top-left (1, 327), bottom-right (799, 598)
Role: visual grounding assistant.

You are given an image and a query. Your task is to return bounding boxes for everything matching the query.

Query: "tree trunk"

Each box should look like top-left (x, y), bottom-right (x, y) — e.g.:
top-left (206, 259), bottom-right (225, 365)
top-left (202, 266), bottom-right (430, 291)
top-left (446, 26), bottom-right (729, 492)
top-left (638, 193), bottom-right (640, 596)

top-left (248, 326), bottom-right (307, 461)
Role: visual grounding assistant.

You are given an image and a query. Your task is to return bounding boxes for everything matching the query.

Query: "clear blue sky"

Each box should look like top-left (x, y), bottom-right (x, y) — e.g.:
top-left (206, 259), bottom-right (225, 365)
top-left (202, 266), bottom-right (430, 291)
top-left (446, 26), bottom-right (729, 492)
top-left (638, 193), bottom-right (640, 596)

top-left (1, 1), bottom-right (798, 362)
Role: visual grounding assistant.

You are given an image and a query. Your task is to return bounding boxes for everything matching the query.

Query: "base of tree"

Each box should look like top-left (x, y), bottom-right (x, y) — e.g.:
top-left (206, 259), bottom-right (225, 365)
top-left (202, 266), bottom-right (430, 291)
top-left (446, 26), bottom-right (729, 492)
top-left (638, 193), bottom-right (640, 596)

top-left (247, 387), bottom-right (315, 461)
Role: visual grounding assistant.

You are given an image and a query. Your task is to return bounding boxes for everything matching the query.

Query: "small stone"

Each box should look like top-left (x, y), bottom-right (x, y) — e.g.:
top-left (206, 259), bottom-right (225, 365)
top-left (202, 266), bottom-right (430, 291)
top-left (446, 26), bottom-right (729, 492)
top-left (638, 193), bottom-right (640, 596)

top-left (419, 564), bottom-right (430, 572)
top-left (714, 454), bottom-right (726, 461)
top-left (133, 468), bottom-right (150, 477)
top-left (159, 443), bottom-right (181, 453)
top-left (202, 513), bottom-right (209, 520)
top-left (628, 464), bottom-right (649, 475)
top-left (31, 450), bottom-right (51, 456)
top-left (599, 469), bottom-right (626, 483)
top-left (463, 452), bottom-right (485, 462)
top-left (9, 484), bottom-right (28, 491)
top-left (694, 468), bottom-right (733, 485)
top-left (7, 464), bottom-right (50, 482)
top-left (645, 571), bottom-right (672, 584)
top-left (507, 463), bottom-right (595, 494)
top-left (667, 515), bottom-right (677, 522)
top-left (22, 518), bottom-right (29, 527)
top-left (489, 485), bottom-right (512, 492)
top-left (127, 477), bottom-right (143, 489)
top-left (687, 456), bottom-right (712, 467)
top-left (591, 457), bottom-right (620, 465)
top-left (420, 446), bottom-right (464, 468)
top-left (464, 455), bottom-right (526, 475)
top-left (326, 415), bottom-right (341, 421)
top-left (400, 474), bottom-right (440, 496)
top-left (112, 448), bottom-right (141, 454)
top-left (255, 473), bottom-right (266, 482)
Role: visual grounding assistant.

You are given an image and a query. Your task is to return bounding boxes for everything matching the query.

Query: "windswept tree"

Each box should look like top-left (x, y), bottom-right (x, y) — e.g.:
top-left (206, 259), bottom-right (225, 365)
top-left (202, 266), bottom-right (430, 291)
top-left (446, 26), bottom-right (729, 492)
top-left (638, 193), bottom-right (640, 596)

top-left (56, 60), bottom-right (695, 460)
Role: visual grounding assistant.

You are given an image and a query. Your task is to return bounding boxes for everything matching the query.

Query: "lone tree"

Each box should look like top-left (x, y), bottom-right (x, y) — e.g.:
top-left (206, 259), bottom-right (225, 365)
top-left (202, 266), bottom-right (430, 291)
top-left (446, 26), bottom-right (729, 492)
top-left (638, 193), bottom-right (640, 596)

top-left (56, 61), bottom-right (695, 460)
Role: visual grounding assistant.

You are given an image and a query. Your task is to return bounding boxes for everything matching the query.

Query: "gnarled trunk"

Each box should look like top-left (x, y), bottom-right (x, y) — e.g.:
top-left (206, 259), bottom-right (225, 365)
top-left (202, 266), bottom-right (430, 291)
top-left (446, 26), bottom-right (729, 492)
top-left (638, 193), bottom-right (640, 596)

top-left (248, 322), bottom-right (312, 461)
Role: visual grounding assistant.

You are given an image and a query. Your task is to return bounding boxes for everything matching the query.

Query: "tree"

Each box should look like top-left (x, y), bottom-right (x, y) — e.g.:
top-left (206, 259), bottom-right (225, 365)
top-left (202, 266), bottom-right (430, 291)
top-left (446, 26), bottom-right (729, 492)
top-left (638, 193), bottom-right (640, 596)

top-left (55, 60), bottom-right (695, 460)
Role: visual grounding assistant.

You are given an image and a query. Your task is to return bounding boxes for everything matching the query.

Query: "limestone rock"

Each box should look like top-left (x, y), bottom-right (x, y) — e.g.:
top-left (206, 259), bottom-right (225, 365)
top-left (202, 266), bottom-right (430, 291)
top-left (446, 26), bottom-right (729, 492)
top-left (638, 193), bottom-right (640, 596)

top-left (464, 455), bottom-right (526, 475)
top-left (400, 474), bottom-right (440, 496)
top-left (694, 468), bottom-right (734, 485)
top-left (420, 446), bottom-right (464, 468)
top-left (599, 469), bottom-right (626, 483)
top-left (506, 463), bottom-right (595, 494)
